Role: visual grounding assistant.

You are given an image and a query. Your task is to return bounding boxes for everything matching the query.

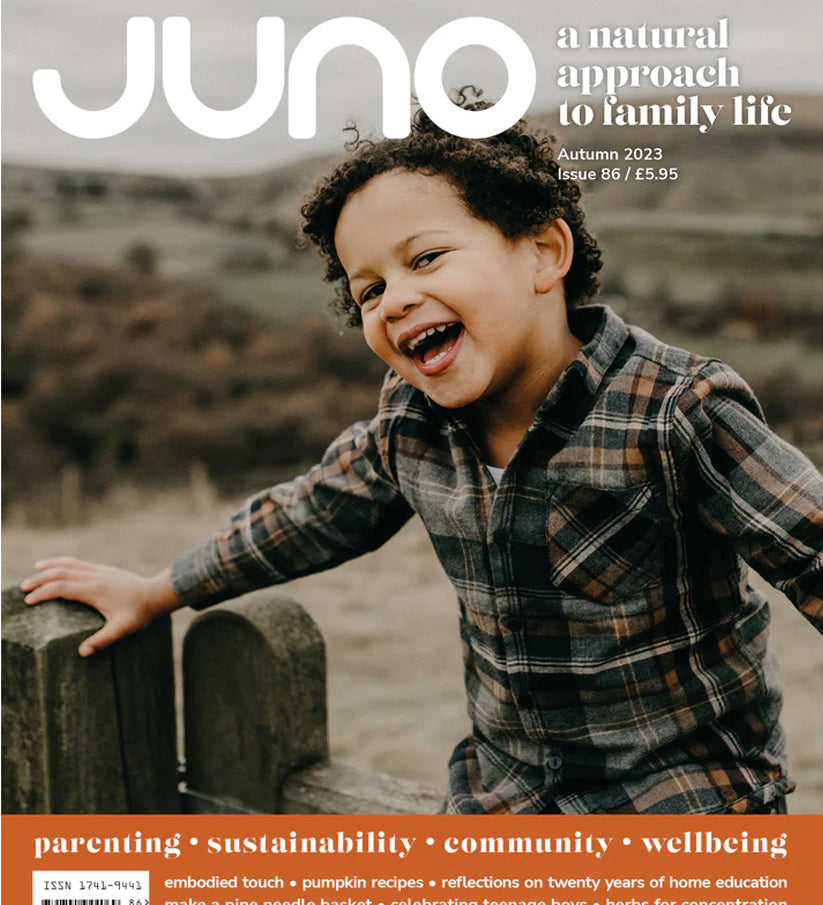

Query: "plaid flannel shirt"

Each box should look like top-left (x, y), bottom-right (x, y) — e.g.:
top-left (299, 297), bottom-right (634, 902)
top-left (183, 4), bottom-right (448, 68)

top-left (172, 305), bottom-right (823, 814)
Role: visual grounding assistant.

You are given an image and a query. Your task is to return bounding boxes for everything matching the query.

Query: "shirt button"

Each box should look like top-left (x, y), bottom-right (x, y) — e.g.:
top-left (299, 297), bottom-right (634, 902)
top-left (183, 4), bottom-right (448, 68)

top-left (503, 615), bottom-right (523, 632)
top-left (546, 754), bottom-right (563, 771)
top-left (491, 528), bottom-right (507, 545)
top-left (517, 692), bottom-right (534, 708)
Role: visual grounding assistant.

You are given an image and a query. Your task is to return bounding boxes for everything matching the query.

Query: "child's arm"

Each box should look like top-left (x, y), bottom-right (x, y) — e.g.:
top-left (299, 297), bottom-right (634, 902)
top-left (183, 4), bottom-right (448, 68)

top-left (20, 558), bottom-right (183, 656)
top-left (675, 360), bottom-right (823, 629)
top-left (168, 377), bottom-right (414, 613)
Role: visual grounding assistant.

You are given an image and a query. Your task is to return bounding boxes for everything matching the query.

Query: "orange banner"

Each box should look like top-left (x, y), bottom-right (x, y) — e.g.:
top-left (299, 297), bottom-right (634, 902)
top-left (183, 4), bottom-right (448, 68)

top-left (4, 814), bottom-right (822, 905)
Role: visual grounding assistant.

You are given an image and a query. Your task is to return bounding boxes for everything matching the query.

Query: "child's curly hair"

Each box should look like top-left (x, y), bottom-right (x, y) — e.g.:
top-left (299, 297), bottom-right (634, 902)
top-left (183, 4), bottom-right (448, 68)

top-left (301, 91), bottom-right (602, 326)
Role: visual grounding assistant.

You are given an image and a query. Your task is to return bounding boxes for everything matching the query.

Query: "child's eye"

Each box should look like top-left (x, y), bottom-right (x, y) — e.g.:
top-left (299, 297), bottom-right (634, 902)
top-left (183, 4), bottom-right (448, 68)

top-left (359, 281), bottom-right (385, 306)
top-left (413, 250), bottom-right (446, 269)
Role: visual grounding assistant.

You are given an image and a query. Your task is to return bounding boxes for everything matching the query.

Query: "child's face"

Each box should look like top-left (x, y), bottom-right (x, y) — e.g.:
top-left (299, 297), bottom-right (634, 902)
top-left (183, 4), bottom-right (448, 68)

top-left (334, 170), bottom-right (574, 417)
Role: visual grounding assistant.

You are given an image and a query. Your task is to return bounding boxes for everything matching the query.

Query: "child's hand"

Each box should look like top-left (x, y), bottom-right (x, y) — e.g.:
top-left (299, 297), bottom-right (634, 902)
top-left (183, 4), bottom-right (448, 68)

top-left (19, 557), bottom-right (181, 657)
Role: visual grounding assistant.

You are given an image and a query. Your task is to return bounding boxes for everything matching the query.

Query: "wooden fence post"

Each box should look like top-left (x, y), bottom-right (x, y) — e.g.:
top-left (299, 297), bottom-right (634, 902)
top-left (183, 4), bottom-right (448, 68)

top-left (182, 591), bottom-right (329, 813)
top-left (1, 586), bottom-right (178, 813)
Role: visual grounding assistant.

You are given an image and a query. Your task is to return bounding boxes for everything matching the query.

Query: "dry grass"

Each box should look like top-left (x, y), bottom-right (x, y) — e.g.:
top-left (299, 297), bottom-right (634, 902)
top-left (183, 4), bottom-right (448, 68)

top-left (3, 485), bottom-right (821, 813)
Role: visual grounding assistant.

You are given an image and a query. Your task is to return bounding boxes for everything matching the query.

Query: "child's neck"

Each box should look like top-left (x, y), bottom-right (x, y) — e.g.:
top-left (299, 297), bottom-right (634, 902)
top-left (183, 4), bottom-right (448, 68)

top-left (469, 332), bottom-right (582, 468)
top-left (478, 423), bottom-right (528, 470)
top-left (474, 399), bottom-right (545, 468)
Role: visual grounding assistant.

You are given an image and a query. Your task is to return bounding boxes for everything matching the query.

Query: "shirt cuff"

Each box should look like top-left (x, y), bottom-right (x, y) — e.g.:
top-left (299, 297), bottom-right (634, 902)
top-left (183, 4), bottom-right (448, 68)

top-left (170, 538), bottom-right (251, 610)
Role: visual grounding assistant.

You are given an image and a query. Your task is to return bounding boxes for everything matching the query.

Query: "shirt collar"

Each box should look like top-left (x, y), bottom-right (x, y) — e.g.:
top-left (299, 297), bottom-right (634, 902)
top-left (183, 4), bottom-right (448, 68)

top-left (530, 304), bottom-right (629, 434)
top-left (564, 304), bottom-right (630, 399)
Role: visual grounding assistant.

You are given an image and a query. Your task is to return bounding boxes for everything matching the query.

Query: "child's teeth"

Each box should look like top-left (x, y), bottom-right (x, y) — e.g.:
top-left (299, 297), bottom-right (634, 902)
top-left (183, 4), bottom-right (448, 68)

top-left (408, 323), bottom-right (452, 352)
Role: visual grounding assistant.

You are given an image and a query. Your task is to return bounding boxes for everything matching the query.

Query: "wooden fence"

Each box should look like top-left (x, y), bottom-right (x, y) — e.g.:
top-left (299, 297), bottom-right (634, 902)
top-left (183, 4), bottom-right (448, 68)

top-left (1, 586), bottom-right (442, 815)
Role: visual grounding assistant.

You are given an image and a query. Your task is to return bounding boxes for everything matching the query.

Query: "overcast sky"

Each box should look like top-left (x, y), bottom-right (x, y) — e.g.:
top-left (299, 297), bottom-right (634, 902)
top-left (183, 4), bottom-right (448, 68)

top-left (3, 0), bottom-right (821, 174)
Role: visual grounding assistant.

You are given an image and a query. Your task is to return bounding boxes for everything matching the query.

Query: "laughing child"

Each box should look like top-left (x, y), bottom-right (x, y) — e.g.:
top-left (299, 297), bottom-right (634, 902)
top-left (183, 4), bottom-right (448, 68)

top-left (22, 103), bottom-right (823, 815)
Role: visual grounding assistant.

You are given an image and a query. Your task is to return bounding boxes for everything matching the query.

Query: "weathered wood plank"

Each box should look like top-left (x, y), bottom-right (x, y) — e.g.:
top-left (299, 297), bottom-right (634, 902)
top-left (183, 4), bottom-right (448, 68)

top-left (183, 591), bottom-right (328, 813)
top-left (109, 606), bottom-right (178, 812)
top-left (1, 586), bottom-right (177, 813)
top-left (282, 762), bottom-right (442, 814)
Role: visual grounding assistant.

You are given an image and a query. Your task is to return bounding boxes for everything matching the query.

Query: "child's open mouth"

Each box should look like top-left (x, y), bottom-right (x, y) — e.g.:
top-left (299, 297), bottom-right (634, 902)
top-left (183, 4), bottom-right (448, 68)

top-left (401, 322), bottom-right (464, 375)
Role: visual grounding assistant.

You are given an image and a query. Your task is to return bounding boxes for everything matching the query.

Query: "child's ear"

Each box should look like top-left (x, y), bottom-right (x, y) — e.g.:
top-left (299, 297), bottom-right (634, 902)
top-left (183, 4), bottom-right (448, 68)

top-left (533, 219), bottom-right (574, 294)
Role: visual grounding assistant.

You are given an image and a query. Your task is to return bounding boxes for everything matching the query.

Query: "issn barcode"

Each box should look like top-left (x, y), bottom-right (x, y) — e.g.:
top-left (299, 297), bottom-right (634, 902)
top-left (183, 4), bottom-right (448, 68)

top-left (41, 899), bottom-right (120, 905)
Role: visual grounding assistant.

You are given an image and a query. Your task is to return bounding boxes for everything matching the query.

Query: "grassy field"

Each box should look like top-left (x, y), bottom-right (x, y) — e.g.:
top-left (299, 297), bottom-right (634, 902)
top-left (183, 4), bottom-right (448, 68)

top-left (596, 223), bottom-right (823, 310)
top-left (15, 202), bottom-right (823, 319)
top-left (13, 197), bottom-right (293, 278)
top-left (198, 266), bottom-right (331, 321)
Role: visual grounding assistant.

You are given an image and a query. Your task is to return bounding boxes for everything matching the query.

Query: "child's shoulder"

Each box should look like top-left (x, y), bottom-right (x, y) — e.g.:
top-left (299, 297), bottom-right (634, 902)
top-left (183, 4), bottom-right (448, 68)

top-left (605, 332), bottom-right (775, 485)
top-left (616, 314), bottom-right (761, 415)
top-left (622, 319), bottom-right (723, 383)
top-left (570, 306), bottom-right (768, 449)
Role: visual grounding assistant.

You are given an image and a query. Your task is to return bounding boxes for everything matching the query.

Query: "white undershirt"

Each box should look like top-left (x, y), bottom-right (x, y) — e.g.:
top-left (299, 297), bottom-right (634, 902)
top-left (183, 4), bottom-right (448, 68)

top-left (486, 465), bottom-right (505, 484)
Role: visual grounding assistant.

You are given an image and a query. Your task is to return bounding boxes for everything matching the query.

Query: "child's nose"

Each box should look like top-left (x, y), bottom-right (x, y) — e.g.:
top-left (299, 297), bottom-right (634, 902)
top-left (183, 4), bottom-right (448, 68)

top-left (380, 279), bottom-right (422, 321)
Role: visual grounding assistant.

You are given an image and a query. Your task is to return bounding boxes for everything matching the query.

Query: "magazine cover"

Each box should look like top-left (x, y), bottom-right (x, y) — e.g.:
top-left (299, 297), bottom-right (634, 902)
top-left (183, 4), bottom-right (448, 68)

top-left (2, 0), bottom-right (822, 901)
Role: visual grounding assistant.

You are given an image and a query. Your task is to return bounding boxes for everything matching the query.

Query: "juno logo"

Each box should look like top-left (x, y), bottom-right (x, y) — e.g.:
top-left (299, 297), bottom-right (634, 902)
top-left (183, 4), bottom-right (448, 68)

top-left (32, 16), bottom-right (536, 140)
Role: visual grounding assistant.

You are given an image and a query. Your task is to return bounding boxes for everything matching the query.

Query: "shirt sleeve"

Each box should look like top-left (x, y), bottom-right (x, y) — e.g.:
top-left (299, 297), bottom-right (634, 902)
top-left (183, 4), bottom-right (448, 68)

top-left (170, 377), bottom-right (414, 609)
top-left (672, 360), bottom-right (823, 631)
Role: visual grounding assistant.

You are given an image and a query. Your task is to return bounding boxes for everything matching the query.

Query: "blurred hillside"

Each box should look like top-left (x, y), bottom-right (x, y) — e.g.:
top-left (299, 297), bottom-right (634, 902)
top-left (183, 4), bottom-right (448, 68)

top-left (2, 95), bottom-right (822, 515)
top-left (2, 256), bottom-right (385, 513)
top-left (5, 95), bottom-right (821, 237)
top-left (4, 94), bottom-right (821, 317)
